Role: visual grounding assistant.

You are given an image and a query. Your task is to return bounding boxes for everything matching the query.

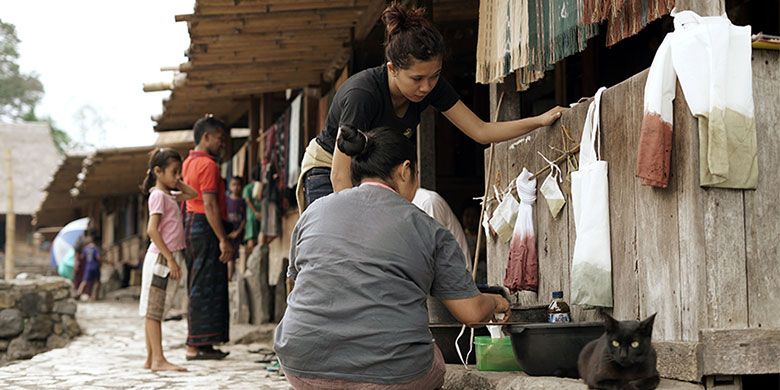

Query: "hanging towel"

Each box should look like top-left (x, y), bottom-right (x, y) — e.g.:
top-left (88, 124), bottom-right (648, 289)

top-left (504, 168), bottom-right (538, 293)
top-left (637, 36), bottom-right (675, 187)
top-left (571, 87), bottom-right (613, 308)
top-left (637, 10), bottom-right (757, 189)
top-left (287, 94), bottom-right (302, 189)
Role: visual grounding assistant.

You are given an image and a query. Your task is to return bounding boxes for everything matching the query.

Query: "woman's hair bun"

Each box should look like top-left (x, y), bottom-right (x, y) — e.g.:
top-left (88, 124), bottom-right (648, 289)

top-left (337, 125), bottom-right (371, 157)
top-left (382, 1), bottom-right (427, 39)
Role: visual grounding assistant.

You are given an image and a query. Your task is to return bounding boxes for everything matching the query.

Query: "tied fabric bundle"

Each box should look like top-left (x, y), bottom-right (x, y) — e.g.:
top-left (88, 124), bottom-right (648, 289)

top-left (504, 169), bottom-right (538, 293)
top-left (637, 10), bottom-right (758, 189)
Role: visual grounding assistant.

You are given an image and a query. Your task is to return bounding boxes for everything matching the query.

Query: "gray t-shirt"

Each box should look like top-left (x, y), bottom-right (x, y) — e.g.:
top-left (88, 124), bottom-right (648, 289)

top-left (275, 185), bottom-right (479, 384)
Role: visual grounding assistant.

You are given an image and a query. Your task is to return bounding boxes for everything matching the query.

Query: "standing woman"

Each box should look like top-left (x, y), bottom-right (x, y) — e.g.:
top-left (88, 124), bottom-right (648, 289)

top-left (296, 1), bottom-right (565, 211)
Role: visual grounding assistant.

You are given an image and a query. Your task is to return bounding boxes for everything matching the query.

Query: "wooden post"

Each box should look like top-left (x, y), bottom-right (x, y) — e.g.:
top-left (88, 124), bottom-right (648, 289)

top-left (248, 95), bottom-right (260, 178)
top-left (416, 0), bottom-right (436, 190)
top-left (675, 0), bottom-right (725, 15)
top-left (417, 107), bottom-right (437, 190)
top-left (4, 149), bottom-right (15, 280)
top-left (257, 92), bottom-right (273, 323)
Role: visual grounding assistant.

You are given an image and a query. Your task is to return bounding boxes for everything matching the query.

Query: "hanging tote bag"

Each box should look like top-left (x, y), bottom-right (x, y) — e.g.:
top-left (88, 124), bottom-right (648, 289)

top-left (570, 87), bottom-right (613, 308)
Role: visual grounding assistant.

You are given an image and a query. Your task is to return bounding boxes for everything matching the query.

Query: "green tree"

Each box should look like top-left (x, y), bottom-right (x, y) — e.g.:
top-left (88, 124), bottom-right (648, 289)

top-left (1, 19), bottom-right (75, 153)
top-left (21, 109), bottom-right (72, 154)
top-left (0, 19), bottom-right (43, 120)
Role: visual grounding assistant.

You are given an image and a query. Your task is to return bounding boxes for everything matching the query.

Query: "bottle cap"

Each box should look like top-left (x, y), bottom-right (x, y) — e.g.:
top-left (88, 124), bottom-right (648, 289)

top-left (552, 291), bottom-right (563, 299)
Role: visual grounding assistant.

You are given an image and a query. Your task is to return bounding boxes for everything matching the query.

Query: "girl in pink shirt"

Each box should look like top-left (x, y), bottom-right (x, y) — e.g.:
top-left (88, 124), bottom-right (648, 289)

top-left (139, 148), bottom-right (197, 372)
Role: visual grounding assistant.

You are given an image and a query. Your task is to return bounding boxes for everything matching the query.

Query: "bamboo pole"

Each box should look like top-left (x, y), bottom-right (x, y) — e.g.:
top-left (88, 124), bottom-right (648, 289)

top-left (4, 149), bottom-right (15, 280)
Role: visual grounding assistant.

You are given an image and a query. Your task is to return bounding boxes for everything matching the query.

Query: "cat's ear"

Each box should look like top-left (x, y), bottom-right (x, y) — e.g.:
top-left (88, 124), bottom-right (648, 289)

top-left (639, 313), bottom-right (657, 337)
top-left (603, 313), bottom-right (619, 333)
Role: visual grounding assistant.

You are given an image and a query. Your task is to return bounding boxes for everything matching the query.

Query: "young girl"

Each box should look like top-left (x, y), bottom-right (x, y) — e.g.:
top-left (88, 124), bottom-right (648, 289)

top-left (139, 148), bottom-right (197, 372)
top-left (226, 176), bottom-right (246, 280)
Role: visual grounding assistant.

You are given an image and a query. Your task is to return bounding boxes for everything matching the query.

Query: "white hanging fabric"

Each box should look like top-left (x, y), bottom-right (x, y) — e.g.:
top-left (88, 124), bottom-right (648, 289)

top-left (637, 10), bottom-right (757, 189)
top-left (570, 87), bottom-right (613, 308)
top-left (504, 168), bottom-right (538, 293)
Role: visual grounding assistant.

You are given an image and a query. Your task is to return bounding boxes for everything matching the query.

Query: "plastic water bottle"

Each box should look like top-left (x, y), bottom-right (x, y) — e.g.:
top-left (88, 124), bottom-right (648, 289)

top-left (547, 291), bottom-right (571, 323)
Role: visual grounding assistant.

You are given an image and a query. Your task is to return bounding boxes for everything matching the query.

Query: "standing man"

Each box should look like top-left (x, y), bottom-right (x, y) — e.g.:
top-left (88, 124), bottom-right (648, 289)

top-left (182, 115), bottom-right (234, 360)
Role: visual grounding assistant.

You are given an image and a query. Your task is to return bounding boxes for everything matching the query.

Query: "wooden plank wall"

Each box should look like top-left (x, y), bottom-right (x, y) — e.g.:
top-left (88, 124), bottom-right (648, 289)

top-left (485, 50), bottom-right (780, 342)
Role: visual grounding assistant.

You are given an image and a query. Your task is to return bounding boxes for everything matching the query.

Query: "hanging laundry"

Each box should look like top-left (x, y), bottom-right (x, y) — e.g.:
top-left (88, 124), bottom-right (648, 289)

top-left (488, 189), bottom-right (519, 243)
top-left (475, 0), bottom-right (597, 88)
top-left (571, 87), bottom-right (613, 308)
top-left (232, 143), bottom-right (247, 178)
top-left (504, 169), bottom-right (538, 293)
top-left (582, 0), bottom-right (675, 46)
top-left (637, 10), bottom-right (758, 189)
top-left (287, 94), bottom-right (302, 189)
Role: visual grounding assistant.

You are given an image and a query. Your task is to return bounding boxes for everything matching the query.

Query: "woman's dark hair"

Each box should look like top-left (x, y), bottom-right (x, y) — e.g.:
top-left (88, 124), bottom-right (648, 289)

top-left (337, 125), bottom-right (416, 186)
top-left (193, 114), bottom-right (226, 145)
top-left (382, 2), bottom-right (445, 69)
top-left (141, 148), bottom-right (183, 194)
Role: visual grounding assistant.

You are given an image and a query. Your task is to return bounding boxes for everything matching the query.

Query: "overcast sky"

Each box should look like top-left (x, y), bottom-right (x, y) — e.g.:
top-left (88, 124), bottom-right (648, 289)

top-left (1, 1), bottom-right (193, 148)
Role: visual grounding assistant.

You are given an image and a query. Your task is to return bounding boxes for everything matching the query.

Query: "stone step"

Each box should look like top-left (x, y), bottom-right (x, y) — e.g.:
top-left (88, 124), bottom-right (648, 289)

top-left (443, 365), bottom-right (704, 390)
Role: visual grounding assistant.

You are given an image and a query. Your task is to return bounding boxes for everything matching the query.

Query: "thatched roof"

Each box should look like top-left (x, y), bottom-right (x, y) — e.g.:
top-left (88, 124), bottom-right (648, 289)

top-left (0, 122), bottom-right (62, 215)
top-left (35, 155), bottom-right (89, 227)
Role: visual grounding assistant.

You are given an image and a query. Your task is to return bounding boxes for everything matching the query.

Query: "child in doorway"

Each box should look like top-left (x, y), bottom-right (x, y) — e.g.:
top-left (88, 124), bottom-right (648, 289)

top-left (242, 166), bottom-right (262, 258)
top-left (139, 148), bottom-right (197, 372)
top-left (226, 176), bottom-right (246, 280)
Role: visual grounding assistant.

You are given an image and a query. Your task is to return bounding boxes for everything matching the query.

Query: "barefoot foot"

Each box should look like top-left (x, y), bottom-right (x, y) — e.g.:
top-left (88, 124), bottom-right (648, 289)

top-left (150, 360), bottom-right (187, 372)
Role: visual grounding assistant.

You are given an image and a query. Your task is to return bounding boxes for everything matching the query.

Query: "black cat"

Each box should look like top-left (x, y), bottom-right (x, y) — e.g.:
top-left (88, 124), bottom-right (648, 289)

top-left (577, 313), bottom-right (660, 390)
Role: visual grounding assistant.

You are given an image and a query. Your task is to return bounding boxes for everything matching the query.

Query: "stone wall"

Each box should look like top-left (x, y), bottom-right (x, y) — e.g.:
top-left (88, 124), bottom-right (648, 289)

top-left (0, 276), bottom-right (81, 364)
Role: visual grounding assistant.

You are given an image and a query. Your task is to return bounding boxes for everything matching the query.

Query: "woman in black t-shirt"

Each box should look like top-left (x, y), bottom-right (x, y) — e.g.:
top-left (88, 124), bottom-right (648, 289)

top-left (296, 2), bottom-right (565, 211)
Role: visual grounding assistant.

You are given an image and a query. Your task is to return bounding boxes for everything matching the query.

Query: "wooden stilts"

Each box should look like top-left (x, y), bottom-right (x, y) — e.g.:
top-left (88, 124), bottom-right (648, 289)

top-left (4, 149), bottom-right (15, 280)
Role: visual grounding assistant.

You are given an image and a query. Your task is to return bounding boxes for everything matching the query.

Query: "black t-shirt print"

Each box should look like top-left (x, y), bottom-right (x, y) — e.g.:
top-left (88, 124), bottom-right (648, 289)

top-left (315, 65), bottom-right (460, 154)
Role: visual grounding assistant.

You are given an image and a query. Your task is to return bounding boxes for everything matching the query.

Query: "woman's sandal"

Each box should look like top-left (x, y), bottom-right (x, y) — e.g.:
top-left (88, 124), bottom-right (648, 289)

top-left (185, 349), bottom-right (229, 360)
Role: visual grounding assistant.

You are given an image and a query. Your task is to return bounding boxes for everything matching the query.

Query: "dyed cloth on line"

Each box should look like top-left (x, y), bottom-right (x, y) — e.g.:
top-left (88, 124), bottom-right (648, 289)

top-left (475, 0), bottom-right (597, 89)
top-left (185, 213), bottom-right (229, 346)
top-left (582, 0), bottom-right (675, 46)
top-left (637, 10), bottom-right (757, 189)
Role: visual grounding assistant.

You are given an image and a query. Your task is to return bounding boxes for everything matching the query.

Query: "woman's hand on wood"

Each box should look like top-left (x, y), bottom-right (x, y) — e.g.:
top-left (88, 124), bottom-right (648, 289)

top-left (536, 106), bottom-right (566, 127)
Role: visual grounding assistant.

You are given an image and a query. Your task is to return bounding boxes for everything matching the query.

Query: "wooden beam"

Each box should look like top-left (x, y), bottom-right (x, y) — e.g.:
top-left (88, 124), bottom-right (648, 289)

top-left (188, 48), bottom-right (345, 67)
top-left (188, 43), bottom-right (347, 60)
top-left (190, 28), bottom-right (350, 46)
top-left (181, 58), bottom-right (332, 73)
top-left (177, 6), bottom-right (364, 23)
top-left (354, 0), bottom-right (386, 40)
top-left (654, 341), bottom-right (701, 383)
top-left (195, 0), bottom-right (371, 16)
top-left (186, 10), bottom-right (362, 37)
top-left (174, 78), bottom-right (321, 100)
top-left (186, 70), bottom-right (324, 86)
top-left (700, 328), bottom-right (780, 376)
top-left (322, 0), bottom-right (385, 82)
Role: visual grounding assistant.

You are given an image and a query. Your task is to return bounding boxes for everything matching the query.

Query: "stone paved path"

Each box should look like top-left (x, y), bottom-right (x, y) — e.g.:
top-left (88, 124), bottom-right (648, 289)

top-left (0, 301), bottom-right (291, 389)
